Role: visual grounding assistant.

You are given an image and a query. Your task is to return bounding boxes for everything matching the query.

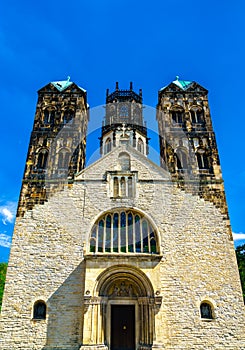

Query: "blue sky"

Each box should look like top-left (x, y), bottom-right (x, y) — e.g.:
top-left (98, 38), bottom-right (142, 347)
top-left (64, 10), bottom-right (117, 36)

top-left (0, 1), bottom-right (245, 262)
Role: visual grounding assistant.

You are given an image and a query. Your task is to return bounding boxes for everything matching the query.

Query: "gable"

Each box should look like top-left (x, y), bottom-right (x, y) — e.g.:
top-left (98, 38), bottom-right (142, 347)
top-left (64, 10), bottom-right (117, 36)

top-left (75, 144), bottom-right (170, 182)
top-left (185, 81), bottom-right (208, 93)
top-left (160, 81), bottom-right (208, 94)
top-left (38, 81), bottom-right (86, 95)
top-left (160, 82), bottom-right (184, 93)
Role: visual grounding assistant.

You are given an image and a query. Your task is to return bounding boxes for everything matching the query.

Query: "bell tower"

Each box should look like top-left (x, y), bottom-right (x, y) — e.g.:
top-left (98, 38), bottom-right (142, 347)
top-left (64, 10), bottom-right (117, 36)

top-left (100, 82), bottom-right (149, 156)
top-left (157, 77), bottom-right (229, 217)
top-left (17, 77), bottom-right (89, 216)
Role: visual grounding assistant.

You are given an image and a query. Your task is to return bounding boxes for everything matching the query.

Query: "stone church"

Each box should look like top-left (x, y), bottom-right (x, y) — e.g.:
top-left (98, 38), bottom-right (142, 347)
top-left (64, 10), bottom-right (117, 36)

top-left (0, 77), bottom-right (245, 349)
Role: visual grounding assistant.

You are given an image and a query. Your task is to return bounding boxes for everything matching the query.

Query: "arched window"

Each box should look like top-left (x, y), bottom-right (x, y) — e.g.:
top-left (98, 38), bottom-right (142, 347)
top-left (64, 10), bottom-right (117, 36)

top-left (137, 138), bottom-right (144, 153)
top-left (119, 105), bottom-right (129, 117)
top-left (90, 225), bottom-right (97, 253)
top-left (37, 150), bottom-right (48, 169)
top-left (104, 138), bottom-right (112, 154)
top-left (120, 177), bottom-right (126, 196)
top-left (89, 209), bottom-right (159, 254)
top-left (112, 175), bottom-right (135, 198)
top-left (128, 177), bottom-right (133, 197)
top-left (176, 149), bottom-right (188, 171)
top-left (63, 109), bottom-right (74, 124)
top-left (190, 107), bottom-right (203, 123)
top-left (197, 151), bottom-right (209, 169)
top-left (58, 149), bottom-right (70, 169)
top-left (171, 108), bottom-right (184, 124)
top-left (200, 302), bottom-right (213, 319)
top-left (118, 152), bottom-right (130, 171)
top-left (113, 177), bottom-right (119, 197)
top-left (58, 153), bottom-right (63, 168)
top-left (44, 109), bottom-right (55, 124)
top-left (33, 300), bottom-right (46, 320)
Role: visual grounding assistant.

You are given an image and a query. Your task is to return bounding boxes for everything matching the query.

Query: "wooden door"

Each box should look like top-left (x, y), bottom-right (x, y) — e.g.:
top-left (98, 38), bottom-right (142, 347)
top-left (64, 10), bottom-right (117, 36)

top-left (111, 305), bottom-right (135, 350)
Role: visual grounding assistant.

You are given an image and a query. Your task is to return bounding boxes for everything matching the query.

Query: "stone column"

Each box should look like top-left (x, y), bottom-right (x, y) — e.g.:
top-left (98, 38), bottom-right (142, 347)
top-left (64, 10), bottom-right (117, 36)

top-left (138, 297), bottom-right (151, 346)
top-left (152, 296), bottom-right (163, 349)
top-left (82, 297), bottom-right (106, 347)
top-left (125, 176), bottom-right (128, 197)
top-left (83, 297), bottom-right (93, 344)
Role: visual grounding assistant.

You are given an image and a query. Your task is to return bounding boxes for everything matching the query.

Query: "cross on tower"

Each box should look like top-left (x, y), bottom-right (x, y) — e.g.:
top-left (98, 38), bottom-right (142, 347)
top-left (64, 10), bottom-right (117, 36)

top-left (121, 123), bottom-right (126, 137)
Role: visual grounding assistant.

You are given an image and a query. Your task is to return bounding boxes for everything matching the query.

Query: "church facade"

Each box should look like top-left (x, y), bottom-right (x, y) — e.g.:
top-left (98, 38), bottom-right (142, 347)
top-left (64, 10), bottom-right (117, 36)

top-left (0, 78), bottom-right (244, 349)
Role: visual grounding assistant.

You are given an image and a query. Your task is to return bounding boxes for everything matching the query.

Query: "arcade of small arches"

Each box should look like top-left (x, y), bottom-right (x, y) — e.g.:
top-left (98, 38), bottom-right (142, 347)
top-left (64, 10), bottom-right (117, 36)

top-left (170, 105), bottom-right (204, 125)
top-left (174, 147), bottom-right (209, 172)
top-left (42, 106), bottom-right (75, 125)
top-left (104, 136), bottom-right (145, 155)
top-left (89, 209), bottom-right (159, 254)
top-left (35, 148), bottom-right (72, 170)
top-left (35, 143), bottom-right (209, 176)
top-left (112, 176), bottom-right (135, 198)
top-left (105, 102), bottom-right (142, 126)
top-left (167, 135), bottom-right (210, 172)
top-left (168, 105), bottom-right (211, 171)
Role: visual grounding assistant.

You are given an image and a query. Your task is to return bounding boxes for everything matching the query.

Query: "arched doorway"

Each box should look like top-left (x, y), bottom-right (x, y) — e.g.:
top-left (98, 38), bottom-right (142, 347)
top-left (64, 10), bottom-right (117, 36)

top-left (92, 265), bottom-right (157, 350)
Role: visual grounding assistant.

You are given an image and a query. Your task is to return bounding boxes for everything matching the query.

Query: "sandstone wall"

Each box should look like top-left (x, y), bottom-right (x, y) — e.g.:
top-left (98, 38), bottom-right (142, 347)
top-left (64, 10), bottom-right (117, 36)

top-left (1, 145), bottom-right (244, 349)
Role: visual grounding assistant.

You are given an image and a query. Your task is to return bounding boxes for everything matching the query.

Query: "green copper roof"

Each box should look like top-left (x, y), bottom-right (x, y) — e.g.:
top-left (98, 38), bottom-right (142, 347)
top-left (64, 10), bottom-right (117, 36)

top-left (172, 76), bottom-right (193, 90)
top-left (51, 76), bottom-right (86, 92)
top-left (160, 76), bottom-right (193, 91)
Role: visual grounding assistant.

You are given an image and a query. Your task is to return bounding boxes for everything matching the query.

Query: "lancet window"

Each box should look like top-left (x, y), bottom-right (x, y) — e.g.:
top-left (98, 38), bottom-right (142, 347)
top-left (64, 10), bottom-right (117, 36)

top-left (44, 109), bottom-right (55, 124)
top-left (196, 151), bottom-right (209, 169)
top-left (176, 148), bottom-right (188, 171)
top-left (104, 138), bottom-right (112, 154)
top-left (137, 138), bottom-right (144, 153)
top-left (119, 105), bottom-right (129, 117)
top-left (63, 108), bottom-right (74, 124)
top-left (112, 175), bottom-right (135, 198)
top-left (37, 149), bottom-right (48, 169)
top-left (118, 152), bottom-right (130, 170)
top-left (58, 149), bottom-right (70, 169)
top-left (119, 104), bottom-right (129, 123)
top-left (89, 210), bottom-right (159, 254)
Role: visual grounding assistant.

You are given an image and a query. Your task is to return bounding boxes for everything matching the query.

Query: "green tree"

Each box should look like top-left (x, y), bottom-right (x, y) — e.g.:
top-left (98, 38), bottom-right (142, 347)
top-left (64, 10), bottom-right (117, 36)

top-left (0, 263), bottom-right (8, 311)
top-left (235, 244), bottom-right (245, 303)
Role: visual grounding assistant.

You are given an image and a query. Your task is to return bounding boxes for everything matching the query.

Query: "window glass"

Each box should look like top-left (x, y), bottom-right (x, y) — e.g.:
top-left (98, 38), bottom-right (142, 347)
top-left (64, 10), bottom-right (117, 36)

top-left (89, 210), bottom-right (158, 255)
top-left (200, 302), bottom-right (213, 319)
top-left (33, 301), bottom-right (46, 320)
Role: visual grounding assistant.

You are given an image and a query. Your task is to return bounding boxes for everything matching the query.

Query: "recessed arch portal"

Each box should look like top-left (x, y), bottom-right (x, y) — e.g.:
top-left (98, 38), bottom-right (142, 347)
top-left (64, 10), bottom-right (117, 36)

top-left (86, 265), bottom-right (158, 349)
top-left (95, 265), bottom-right (155, 298)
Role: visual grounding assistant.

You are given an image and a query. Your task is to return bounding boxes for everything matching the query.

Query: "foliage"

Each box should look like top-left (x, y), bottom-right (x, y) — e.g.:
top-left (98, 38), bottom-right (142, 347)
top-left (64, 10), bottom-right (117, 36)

top-left (235, 244), bottom-right (245, 303)
top-left (0, 263), bottom-right (8, 311)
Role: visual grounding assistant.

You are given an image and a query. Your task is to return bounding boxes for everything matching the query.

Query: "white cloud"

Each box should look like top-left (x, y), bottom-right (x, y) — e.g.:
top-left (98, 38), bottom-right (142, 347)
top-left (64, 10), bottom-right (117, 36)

top-left (1, 208), bottom-right (14, 224)
top-left (232, 232), bottom-right (245, 241)
top-left (0, 201), bottom-right (17, 225)
top-left (0, 233), bottom-right (12, 248)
